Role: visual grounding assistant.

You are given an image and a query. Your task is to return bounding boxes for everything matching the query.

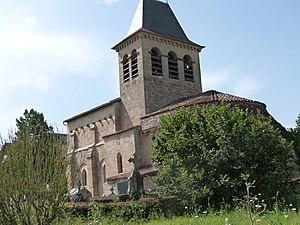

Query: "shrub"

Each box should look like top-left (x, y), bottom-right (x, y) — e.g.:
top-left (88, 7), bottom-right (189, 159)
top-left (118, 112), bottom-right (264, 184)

top-left (152, 104), bottom-right (293, 208)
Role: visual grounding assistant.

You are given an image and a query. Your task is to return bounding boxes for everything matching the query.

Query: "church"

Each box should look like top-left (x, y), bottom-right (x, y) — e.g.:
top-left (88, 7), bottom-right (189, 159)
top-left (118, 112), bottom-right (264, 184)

top-left (64, 0), bottom-right (269, 197)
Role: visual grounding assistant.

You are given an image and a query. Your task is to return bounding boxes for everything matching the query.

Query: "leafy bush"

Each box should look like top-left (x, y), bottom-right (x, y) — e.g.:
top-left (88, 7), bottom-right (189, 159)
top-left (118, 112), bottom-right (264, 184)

top-left (61, 196), bottom-right (182, 224)
top-left (152, 104), bottom-right (293, 208)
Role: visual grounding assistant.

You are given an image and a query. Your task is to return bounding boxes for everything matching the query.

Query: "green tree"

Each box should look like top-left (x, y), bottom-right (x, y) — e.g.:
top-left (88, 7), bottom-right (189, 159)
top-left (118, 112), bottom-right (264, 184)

top-left (15, 109), bottom-right (53, 139)
top-left (152, 104), bottom-right (293, 208)
top-left (290, 115), bottom-right (300, 165)
top-left (0, 114), bottom-right (68, 225)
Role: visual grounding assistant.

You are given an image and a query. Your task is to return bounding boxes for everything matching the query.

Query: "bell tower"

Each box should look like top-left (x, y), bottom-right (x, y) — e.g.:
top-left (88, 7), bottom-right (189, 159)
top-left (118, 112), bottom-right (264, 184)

top-left (112, 0), bottom-right (204, 127)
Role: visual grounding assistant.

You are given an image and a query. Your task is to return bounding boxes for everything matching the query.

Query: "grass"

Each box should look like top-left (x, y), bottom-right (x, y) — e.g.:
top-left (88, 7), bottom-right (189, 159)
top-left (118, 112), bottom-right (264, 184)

top-left (53, 186), bottom-right (300, 225)
top-left (145, 211), bottom-right (300, 225)
top-left (54, 210), bottom-right (300, 225)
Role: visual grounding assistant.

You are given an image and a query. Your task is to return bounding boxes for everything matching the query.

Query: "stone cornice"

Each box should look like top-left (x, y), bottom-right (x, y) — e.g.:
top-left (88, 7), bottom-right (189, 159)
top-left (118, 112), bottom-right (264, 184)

top-left (102, 126), bottom-right (141, 139)
top-left (112, 30), bottom-right (204, 53)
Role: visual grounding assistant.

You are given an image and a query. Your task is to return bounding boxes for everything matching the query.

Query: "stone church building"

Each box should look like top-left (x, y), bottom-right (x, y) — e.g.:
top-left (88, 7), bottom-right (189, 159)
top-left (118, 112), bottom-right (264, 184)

top-left (64, 0), bottom-right (269, 197)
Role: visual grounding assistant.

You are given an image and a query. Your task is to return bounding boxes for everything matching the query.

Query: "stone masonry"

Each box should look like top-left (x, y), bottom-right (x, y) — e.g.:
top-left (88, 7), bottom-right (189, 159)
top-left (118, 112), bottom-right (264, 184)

top-left (64, 0), bottom-right (271, 197)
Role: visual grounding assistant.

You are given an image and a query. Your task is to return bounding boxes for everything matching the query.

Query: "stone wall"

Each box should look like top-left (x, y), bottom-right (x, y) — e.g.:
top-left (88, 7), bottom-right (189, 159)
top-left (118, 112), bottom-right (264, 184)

top-left (66, 101), bottom-right (120, 196)
top-left (116, 31), bottom-right (203, 126)
top-left (67, 102), bottom-right (119, 154)
top-left (140, 32), bottom-right (202, 114)
top-left (118, 37), bottom-right (146, 128)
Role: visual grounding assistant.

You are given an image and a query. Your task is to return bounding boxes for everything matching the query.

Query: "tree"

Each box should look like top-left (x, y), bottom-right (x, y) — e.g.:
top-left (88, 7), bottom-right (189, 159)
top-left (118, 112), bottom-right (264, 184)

top-left (152, 104), bottom-right (293, 208)
top-left (0, 112), bottom-right (68, 225)
top-left (15, 109), bottom-right (53, 139)
top-left (289, 115), bottom-right (300, 165)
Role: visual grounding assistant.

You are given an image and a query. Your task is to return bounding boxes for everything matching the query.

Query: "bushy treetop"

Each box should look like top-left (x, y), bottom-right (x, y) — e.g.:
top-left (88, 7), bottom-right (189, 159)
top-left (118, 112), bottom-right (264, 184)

top-left (0, 109), bottom-right (68, 225)
top-left (15, 109), bottom-right (53, 139)
top-left (152, 103), bottom-right (293, 208)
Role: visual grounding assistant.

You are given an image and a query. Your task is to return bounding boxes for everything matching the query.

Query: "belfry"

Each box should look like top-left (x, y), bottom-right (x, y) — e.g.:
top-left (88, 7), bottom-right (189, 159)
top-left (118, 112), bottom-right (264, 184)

top-left (112, 0), bottom-right (205, 127)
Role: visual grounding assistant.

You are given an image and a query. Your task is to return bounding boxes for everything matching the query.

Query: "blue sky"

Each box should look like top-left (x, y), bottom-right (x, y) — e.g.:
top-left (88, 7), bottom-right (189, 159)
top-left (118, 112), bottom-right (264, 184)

top-left (0, 0), bottom-right (299, 136)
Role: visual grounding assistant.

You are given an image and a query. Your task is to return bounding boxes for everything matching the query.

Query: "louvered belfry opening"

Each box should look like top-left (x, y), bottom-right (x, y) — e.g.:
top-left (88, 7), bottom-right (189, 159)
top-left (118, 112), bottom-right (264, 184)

top-left (184, 55), bottom-right (194, 82)
top-left (123, 55), bottom-right (130, 82)
top-left (151, 48), bottom-right (163, 76)
top-left (131, 49), bottom-right (138, 78)
top-left (168, 51), bottom-right (179, 79)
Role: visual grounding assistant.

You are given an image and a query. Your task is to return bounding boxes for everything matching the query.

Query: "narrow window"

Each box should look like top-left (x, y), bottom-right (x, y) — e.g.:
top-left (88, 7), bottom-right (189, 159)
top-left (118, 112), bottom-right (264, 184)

top-left (95, 124), bottom-right (100, 144)
top-left (74, 133), bottom-right (79, 149)
top-left (151, 48), bottom-right (163, 76)
top-left (123, 55), bottom-right (130, 82)
top-left (117, 153), bottom-right (123, 174)
top-left (131, 50), bottom-right (138, 78)
top-left (184, 55), bottom-right (194, 82)
top-left (103, 165), bottom-right (106, 182)
top-left (168, 52), bottom-right (179, 79)
top-left (100, 159), bottom-right (106, 183)
top-left (82, 169), bottom-right (87, 186)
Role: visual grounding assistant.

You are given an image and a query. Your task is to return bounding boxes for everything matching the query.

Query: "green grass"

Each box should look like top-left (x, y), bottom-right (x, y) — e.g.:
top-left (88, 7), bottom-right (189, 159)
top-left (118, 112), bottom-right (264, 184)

top-left (54, 210), bottom-right (300, 225)
top-left (145, 211), bottom-right (300, 225)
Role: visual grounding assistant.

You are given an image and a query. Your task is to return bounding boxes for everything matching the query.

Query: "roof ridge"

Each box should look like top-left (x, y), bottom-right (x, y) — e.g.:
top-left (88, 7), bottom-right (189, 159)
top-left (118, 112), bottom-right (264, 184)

top-left (64, 97), bottom-right (121, 123)
top-left (141, 90), bottom-right (266, 119)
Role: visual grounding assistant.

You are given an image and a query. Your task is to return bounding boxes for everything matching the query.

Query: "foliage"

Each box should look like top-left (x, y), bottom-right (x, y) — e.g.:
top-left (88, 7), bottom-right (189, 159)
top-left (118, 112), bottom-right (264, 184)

top-left (0, 124), bottom-right (68, 224)
top-left (53, 192), bottom-right (300, 225)
top-left (152, 103), bottom-right (293, 208)
top-left (233, 174), bottom-right (266, 225)
top-left (15, 109), bottom-right (54, 139)
top-left (54, 206), bottom-right (300, 225)
top-left (53, 196), bottom-right (182, 225)
top-left (144, 210), bottom-right (300, 225)
top-left (289, 114), bottom-right (300, 164)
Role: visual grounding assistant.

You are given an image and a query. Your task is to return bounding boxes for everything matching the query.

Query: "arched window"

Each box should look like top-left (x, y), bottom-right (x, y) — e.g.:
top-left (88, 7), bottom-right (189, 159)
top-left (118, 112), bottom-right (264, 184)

top-left (117, 153), bottom-right (123, 174)
top-left (81, 169), bottom-right (87, 186)
top-left (151, 48), bottom-right (162, 76)
top-left (123, 55), bottom-right (130, 82)
top-left (168, 51), bottom-right (178, 79)
top-left (184, 55), bottom-right (194, 82)
top-left (131, 50), bottom-right (138, 78)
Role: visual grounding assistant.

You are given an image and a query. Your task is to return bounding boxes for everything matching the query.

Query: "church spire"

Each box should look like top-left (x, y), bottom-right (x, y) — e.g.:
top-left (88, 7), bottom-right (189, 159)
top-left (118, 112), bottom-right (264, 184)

top-left (127, 0), bottom-right (193, 44)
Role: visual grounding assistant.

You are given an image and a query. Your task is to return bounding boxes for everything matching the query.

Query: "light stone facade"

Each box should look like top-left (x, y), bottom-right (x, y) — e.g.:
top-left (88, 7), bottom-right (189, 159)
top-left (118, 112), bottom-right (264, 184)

top-left (64, 0), bottom-right (206, 197)
top-left (64, 0), bottom-right (272, 197)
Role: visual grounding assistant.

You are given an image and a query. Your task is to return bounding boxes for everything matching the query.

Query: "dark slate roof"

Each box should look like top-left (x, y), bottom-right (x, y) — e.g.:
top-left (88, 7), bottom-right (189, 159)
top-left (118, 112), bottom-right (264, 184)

top-left (127, 0), bottom-right (195, 45)
top-left (142, 90), bottom-right (267, 118)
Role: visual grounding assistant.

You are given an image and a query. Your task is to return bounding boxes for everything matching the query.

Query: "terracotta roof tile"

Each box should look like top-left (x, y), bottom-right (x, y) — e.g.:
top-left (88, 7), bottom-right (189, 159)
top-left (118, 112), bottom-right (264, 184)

top-left (142, 90), bottom-right (266, 119)
top-left (107, 166), bottom-right (158, 181)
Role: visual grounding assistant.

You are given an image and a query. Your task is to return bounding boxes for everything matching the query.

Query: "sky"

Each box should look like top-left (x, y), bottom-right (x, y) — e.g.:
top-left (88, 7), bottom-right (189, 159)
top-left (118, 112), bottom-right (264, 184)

top-left (0, 0), bottom-right (299, 137)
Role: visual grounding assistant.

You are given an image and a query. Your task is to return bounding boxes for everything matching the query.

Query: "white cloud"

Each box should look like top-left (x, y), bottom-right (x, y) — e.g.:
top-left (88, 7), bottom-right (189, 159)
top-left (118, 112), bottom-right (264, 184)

top-left (202, 67), bottom-right (236, 91)
top-left (20, 72), bottom-right (50, 93)
top-left (233, 76), bottom-right (263, 98)
top-left (0, 32), bottom-right (110, 96)
top-left (0, 31), bottom-right (113, 135)
top-left (23, 16), bottom-right (37, 27)
top-left (202, 67), bottom-right (263, 98)
top-left (102, 0), bottom-right (119, 5)
top-left (0, 33), bottom-right (76, 50)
